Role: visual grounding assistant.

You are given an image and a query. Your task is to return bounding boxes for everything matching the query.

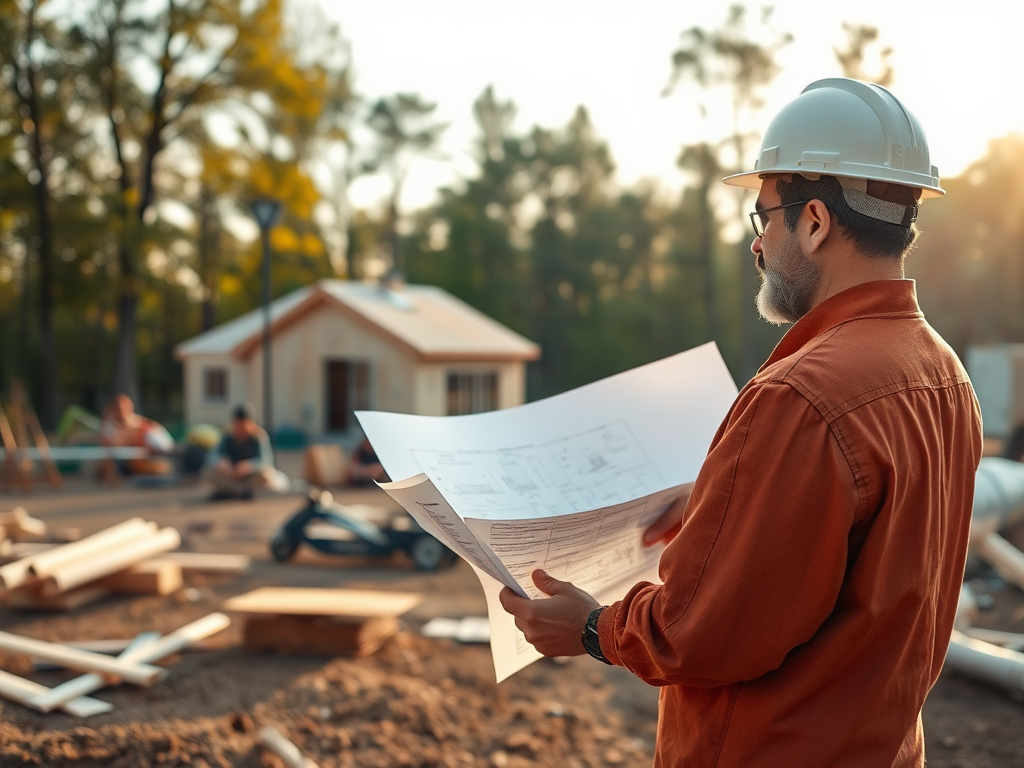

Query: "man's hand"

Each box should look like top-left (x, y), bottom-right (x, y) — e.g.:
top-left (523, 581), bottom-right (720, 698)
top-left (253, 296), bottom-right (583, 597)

top-left (642, 482), bottom-right (694, 547)
top-left (498, 570), bottom-right (600, 657)
top-left (234, 460), bottom-right (252, 478)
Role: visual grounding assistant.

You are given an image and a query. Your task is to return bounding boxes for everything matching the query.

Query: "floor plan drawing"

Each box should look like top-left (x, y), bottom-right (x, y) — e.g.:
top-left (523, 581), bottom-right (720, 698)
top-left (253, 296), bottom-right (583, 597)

top-left (410, 421), bottom-right (666, 520)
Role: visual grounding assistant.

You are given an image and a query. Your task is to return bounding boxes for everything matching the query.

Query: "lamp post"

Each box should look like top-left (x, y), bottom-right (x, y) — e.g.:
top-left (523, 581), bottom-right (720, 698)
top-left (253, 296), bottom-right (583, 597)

top-left (250, 197), bottom-right (282, 444)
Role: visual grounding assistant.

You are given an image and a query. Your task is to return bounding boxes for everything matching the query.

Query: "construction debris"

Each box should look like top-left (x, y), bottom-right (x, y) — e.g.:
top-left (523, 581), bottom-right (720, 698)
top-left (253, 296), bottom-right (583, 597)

top-left (945, 630), bottom-right (1024, 697)
top-left (7, 614), bottom-right (231, 717)
top-left (223, 587), bottom-right (422, 657)
top-left (258, 724), bottom-right (321, 768)
top-left (0, 516), bottom-right (248, 612)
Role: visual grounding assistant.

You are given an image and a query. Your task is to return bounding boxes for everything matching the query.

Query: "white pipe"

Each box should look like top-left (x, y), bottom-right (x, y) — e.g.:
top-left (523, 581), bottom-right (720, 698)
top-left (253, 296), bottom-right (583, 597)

top-left (963, 627), bottom-right (1024, 652)
top-left (0, 669), bottom-right (112, 718)
top-left (971, 457), bottom-right (1024, 542)
top-left (945, 630), bottom-right (1024, 696)
top-left (29, 613), bottom-right (230, 713)
top-left (26, 518), bottom-right (156, 579)
top-left (976, 533), bottom-right (1024, 593)
top-left (258, 725), bottom-right (321, 768)
top-left (0, 631), bottom-right (165, 685)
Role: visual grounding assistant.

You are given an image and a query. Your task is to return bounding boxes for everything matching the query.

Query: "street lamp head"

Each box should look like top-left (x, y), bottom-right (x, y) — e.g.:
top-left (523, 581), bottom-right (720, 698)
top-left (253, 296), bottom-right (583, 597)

top-left (250, 197), bottom-right (283, 230)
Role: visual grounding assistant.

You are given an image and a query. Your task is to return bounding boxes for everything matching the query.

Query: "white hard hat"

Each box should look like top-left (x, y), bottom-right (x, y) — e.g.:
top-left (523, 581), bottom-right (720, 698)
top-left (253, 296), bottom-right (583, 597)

top-left (723, 78), bottom-right (944, 204)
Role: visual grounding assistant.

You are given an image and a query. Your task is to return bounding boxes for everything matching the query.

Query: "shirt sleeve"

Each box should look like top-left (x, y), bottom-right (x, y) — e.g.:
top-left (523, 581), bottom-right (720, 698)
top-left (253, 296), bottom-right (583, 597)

top-left (598, 381), bottom-right (860, 687)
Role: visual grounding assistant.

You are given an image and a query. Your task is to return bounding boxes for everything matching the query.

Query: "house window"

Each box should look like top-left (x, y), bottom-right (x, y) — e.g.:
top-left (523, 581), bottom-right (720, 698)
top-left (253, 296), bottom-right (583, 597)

top-left (203, 367), bottom-right (228, 402)
top-left (447, 371), bottom-right (499, 415)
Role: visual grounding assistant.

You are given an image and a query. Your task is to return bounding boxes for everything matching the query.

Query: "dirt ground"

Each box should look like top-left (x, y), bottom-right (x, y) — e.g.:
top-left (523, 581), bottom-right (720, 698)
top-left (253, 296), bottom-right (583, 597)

top-left (1, 471), bottom-right (1023, 767)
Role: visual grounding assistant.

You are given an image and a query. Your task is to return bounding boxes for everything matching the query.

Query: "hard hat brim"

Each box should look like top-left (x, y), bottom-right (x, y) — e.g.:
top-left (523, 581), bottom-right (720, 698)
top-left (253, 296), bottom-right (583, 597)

top-left (721, 169), bottom-right (945, 199)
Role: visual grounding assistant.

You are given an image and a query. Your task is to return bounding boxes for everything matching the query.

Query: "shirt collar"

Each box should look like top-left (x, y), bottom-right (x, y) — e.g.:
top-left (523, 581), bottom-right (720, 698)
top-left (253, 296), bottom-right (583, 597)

top-left (761, 279), bottom-right (923, 371)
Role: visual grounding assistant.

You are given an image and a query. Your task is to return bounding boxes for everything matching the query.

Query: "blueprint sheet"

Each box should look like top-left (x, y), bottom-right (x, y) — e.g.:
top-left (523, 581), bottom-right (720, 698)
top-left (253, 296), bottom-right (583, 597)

top-left (360, 342), bottom-right (738, 681)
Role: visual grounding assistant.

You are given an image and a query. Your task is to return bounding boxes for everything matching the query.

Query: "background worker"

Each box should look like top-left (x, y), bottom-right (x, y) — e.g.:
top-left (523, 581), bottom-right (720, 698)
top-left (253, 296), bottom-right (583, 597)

top-left (499, 78), bottom-right (983, 767)
top-left (348, 434), bottom-right (389, 486)
top-left (98, 393), bottom-right (174, 476)
top-left (203, 403), bottom-right (281, 500)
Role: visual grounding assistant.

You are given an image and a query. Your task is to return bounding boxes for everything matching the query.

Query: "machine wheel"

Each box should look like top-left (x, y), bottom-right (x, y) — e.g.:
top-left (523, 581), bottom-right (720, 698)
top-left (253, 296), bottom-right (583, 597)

top-left (269, 530), bottom-right (298, 562)
top-left (410, 534), bottom-right (446, 571)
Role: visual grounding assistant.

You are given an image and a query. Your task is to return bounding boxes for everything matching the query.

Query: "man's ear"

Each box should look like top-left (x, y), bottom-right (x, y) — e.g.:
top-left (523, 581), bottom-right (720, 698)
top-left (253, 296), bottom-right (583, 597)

top-left (799, 199), bottom-right (831, 254)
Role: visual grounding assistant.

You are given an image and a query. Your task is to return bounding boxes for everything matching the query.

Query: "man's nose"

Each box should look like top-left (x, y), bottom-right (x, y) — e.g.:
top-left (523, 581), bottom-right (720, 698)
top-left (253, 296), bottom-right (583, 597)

top-left (750, 234), bottom-right (763, 257)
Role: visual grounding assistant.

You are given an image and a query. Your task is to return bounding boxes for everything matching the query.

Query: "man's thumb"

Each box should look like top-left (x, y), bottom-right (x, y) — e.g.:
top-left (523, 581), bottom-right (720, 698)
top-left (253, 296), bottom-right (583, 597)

top-left (532, 569), bottom-right (566, 596)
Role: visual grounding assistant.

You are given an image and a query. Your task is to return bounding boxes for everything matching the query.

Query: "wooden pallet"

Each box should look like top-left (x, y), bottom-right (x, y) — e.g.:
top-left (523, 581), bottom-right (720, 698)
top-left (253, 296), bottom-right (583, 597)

top-left (223, 587), bottom-right (422, 657)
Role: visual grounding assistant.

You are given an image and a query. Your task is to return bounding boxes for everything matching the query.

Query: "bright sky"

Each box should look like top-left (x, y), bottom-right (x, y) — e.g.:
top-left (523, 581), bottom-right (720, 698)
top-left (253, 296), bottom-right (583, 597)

top-left (321, 0), bottom-right (1024, 213)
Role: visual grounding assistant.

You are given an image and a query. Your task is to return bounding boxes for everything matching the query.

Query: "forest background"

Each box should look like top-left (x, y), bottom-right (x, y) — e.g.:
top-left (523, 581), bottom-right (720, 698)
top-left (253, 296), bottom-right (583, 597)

top-left (2, 0), bottom-right (1021, 434)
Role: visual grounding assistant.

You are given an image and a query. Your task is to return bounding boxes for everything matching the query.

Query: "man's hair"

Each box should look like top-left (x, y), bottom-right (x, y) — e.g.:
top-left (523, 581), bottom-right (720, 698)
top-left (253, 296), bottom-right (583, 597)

top-left (775, 175), bottom-right (920, 259)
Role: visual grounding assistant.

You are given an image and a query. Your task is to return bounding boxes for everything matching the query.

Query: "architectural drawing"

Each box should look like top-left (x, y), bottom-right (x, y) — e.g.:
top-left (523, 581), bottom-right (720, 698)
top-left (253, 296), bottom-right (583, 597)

top-left (411, 421), bottom-right (666, 519)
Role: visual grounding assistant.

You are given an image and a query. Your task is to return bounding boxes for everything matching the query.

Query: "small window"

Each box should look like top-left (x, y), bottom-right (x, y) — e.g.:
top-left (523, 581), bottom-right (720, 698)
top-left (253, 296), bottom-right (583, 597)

top-left (204, 367), bottom-right (228, 402)
top-left (447, 371), bottom-right (498, 415)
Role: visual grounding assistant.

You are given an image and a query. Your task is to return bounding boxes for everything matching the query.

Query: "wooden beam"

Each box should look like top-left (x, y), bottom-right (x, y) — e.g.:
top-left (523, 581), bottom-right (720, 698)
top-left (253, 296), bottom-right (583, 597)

top-left (41, 527), bottom-right (181, 597)
top-left (242, 615), bottom-right (399, 657)
top-left (0, 631), bottom-right (166, 685)
top-left (98, 560), bottom-right (183, 596)
top-left (144, 552), bottom-right (250, 574)
top-left (29, 613), bottom-right (230, 713)
top-left (6, 584), bottom-right (109, 612)
top-left (0, 507), bottom-right (47, 540)
top-left (222, 587), bottom-right (422, 619)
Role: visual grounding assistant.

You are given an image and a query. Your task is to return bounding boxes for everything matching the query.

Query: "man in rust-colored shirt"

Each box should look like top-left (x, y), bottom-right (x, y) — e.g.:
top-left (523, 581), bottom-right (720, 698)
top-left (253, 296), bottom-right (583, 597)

top-left (500, 79), bottom-right (982, 767)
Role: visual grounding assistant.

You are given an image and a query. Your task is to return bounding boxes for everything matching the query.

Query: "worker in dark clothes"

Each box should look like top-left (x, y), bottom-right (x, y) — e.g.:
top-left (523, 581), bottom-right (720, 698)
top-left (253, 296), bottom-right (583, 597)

top-left (203, 403), bottom-right (279, 500)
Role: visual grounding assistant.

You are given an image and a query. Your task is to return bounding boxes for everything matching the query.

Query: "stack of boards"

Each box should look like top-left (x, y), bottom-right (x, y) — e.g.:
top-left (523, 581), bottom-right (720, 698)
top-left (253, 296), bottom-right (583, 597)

top-left (223, 587), bottom-right (422, 657)
top-left (0, 516), bottom-right (250, 611)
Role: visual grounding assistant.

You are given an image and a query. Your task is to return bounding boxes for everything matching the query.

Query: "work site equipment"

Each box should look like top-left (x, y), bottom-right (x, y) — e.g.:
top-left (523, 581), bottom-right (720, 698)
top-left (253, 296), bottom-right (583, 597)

top-left (723, 78), bottom-right (944, 201)
top-left (269, 491), bottom-right (457, 572)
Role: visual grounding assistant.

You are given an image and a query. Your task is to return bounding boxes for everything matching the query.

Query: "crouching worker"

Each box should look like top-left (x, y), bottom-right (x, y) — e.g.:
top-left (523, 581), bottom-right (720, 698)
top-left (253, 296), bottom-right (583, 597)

top-left (203, 403), bottom-right (283, 500)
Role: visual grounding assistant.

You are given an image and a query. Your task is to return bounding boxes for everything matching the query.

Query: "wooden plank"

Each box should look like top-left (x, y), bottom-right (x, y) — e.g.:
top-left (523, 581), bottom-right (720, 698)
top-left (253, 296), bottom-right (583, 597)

top-left (6, 584), bottom-right (110, 612)
top-left (243, 615), bottom-right (398, 657)
top-left (41, 527), bottom-right (180, 596)
top-left (222, 587), bottom-right (422, 619)
top-left (29, 613), bottom-right (230, 712)
top-left (145, 552), bottom-right (251, 574)
top-left (97, 560), bottom-right (183, 595)
top-left (0, 669), bottom-right (113, 718)
top-left (22, 391), bottom-right (62, 490)
top-left (0, 631), bottom-right (165, 685)
top-left (26, 518), bottom-right (156, 580)
top-left (0, 507), bottom-right (47, 540)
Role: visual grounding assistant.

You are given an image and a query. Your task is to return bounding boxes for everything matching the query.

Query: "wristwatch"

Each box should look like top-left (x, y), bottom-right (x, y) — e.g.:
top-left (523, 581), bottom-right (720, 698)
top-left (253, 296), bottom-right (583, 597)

top-left (581, 606), bottom-right (610, 664)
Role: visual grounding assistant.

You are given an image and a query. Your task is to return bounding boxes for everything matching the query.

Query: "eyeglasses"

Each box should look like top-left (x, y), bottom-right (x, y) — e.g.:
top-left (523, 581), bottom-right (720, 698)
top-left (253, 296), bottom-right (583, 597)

top-left (748, 201), bottom-right (812, 238)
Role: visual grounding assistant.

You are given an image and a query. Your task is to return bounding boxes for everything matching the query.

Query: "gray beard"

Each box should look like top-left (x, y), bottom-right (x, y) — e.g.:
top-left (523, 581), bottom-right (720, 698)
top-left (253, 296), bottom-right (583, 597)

top-left (755, 244), bottom-right (821, 325)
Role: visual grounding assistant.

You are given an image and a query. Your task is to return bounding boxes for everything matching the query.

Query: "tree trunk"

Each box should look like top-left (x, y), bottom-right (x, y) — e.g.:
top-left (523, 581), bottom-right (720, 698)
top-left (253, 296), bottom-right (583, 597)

top-left (112, 279), bottom-right (139, 401)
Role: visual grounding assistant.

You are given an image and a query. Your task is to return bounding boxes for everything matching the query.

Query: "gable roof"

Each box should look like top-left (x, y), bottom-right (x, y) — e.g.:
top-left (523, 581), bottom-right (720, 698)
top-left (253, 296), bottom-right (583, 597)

top-left (175, 279), bottom-right (540, 363)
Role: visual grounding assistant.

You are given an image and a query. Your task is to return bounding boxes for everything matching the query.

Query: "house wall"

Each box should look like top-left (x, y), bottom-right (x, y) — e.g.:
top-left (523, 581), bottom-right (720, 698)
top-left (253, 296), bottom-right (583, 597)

top-left (244, 303), bottom-right (420, 437)
top-left (183, 304), bottom-right (532, 435)
top-left (415, 361), bottom-right (527, 416)
top-left (183, 354), bottom-right (249, 428)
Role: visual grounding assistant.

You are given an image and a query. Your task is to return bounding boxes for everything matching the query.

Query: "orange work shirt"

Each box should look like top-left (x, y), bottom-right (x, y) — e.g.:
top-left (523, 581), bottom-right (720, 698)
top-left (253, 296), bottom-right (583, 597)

top-left (598, 280), bottom-right (982, 767)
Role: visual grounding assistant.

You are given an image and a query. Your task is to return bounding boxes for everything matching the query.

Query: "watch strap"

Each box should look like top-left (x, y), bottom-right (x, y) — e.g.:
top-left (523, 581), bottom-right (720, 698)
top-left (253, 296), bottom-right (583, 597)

top-left (582, 606), bottom-right (610, 664)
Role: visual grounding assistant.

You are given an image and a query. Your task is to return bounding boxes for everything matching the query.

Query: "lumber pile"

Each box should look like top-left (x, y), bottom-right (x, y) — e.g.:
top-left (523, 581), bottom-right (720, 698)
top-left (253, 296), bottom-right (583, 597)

top-left (223, 587), bottom-right (422, 657)
top-left (0, 613), bottom-right (230, 718)
top-left (0, 517), bottom-right (182, 610)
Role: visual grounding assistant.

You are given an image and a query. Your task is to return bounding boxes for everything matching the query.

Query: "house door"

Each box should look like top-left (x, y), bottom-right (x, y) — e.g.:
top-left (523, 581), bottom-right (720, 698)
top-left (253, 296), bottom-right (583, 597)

top-left (325, 360), bottom-right (370, 432)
